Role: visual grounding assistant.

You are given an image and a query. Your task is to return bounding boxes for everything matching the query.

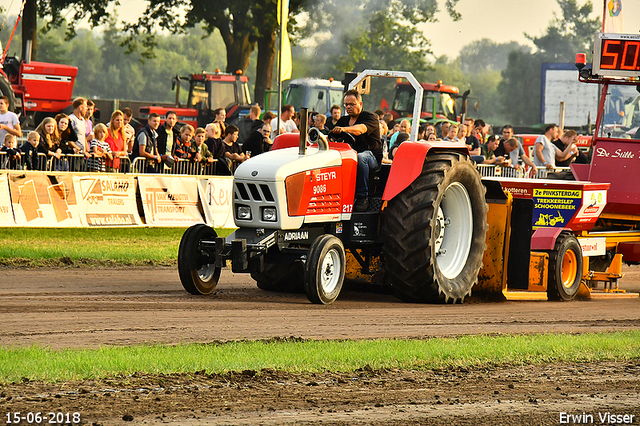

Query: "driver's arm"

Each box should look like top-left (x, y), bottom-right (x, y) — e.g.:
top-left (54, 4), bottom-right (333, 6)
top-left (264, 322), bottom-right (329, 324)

top-left (333, 123), bottom-right (367, 136)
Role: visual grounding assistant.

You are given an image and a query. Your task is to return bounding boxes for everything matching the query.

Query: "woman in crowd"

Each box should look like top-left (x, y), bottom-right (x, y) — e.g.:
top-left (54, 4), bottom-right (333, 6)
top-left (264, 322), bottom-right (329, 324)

top-left (55, 113), bottom-right (79, 154)
top-left (35, 117), bottom-right (65, 170)
top-left (56, 112), bottom-right (86, 171)
top-left (105, 110), bottom-right (128, 172)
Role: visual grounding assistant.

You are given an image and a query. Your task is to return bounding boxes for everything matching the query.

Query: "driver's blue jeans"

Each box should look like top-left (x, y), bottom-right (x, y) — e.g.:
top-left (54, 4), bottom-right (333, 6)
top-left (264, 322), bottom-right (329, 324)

top-left (356, 150), bottom-right (379, 197)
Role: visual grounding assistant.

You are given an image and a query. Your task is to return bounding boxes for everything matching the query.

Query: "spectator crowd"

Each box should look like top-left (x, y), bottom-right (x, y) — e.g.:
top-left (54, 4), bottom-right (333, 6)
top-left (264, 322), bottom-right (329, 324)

top-left (0, 95), bottom-right (586, 177)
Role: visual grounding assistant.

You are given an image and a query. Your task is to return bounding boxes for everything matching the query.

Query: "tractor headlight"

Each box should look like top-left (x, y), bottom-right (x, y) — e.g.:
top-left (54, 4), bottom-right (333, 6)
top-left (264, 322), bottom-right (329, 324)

top-left (237, 205), bottom-right (252, 220)
top-left (262, 207), bottom-right (277, 222)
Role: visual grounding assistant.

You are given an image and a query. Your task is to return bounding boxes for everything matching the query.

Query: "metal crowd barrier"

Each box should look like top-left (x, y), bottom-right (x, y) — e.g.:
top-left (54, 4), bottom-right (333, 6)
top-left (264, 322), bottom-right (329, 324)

top-left (1, 151), bottom-right (48, 170)
top-left (131, 157), bottom-right (221, 175)
top-left (477, 164), bottom-right (571, 179)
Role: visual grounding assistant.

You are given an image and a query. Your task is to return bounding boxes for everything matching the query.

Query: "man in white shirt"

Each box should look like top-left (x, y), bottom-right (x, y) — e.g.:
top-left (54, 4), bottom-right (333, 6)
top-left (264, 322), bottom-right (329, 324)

top-left (68, 97), bottom-right (88, 153)
top-left (0, 96), bottom-right (21, 143)
top-left (533, 123), bottom-right (575, 169)
top-left (270, 104), bottom-right (299, 139)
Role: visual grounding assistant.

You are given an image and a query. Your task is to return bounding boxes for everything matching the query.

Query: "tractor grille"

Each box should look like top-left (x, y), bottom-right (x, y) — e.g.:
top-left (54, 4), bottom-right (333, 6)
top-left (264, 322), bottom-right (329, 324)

top-left (235, 182), bottom-right (275, 203)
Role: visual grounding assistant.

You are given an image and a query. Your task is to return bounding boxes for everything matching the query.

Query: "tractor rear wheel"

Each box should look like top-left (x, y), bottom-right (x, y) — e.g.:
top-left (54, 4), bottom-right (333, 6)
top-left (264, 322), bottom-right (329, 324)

top-left (304, 235), bottom-right (346, 305)
top-left (252, 260), bottom-right (305, 293)
top-left (546, 232), bottom-right (583, 301)
top-left (382, 152), bottom-right (488, 303)
top-left (178, 224), bottom-right (221, 295)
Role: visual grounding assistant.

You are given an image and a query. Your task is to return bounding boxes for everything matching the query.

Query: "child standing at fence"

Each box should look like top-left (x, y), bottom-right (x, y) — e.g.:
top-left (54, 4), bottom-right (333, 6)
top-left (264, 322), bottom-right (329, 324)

top-left (192, 127), bottom-right (215, 169)
top-left (1, 134), bottom-right (21, 169)
top-left (88, 123), bottom-right (113, 172)
top-left (20, 132), bottom-right (41, 170)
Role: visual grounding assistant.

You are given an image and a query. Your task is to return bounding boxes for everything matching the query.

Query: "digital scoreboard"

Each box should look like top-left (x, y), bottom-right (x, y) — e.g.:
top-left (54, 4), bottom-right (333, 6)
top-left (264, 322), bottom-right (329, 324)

top-left (593, 32), bottom-right (640, 78)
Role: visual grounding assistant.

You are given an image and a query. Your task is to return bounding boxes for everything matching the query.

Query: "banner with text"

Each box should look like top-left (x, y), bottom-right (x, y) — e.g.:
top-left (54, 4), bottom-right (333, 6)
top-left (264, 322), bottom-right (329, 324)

top-left (73, 175), bottom-right (142, 227)
top-left (0, 174), bottom-right (15, 225)
top-left (198, 177), bottom-right (235, 228)
top-left (7, 172), bottom-right (82, 227)
top-left (138, 175), bottom-right (204, 226)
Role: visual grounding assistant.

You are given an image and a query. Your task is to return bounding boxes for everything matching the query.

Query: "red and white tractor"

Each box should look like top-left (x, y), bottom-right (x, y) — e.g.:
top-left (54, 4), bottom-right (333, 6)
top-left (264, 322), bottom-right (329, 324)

top-left (177, 70), bottom-right (489, 304)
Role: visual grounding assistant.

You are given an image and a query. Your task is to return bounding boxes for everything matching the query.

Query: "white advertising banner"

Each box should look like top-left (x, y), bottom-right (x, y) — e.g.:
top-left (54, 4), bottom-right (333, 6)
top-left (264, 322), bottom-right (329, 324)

top-left (198, 177), bottom-right (235, 228)
top-left (0, 173), bottom-right (15, 225)
top-left (7, 172), bottom-right (82, 227)
top-left (73, 175), bottom-right (142, 227)
top-left (137, 175), bottom-right (204, 226)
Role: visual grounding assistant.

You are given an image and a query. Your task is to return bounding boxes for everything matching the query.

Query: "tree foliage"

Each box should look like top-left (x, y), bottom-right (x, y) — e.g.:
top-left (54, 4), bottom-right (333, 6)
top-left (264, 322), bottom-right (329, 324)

top-left (124, 0), bottom-right (306, 106)
top-left (498, 0), bottom-right (601, 125)
top-left (33, 21), bottom-right (230, 103)
top-left (20, 0), bottom-right (115, 60)
top-left (298, 0), bottom-right (460, 81)
top-left (459, 39), bottom-right (530, 73)
top-left (526, 0), bottom-right (600, 62)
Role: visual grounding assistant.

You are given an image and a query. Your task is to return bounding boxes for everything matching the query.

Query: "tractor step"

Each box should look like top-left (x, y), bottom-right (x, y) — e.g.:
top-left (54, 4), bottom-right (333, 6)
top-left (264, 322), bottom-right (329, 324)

top-left (502, 291), bottom-right (548, 301)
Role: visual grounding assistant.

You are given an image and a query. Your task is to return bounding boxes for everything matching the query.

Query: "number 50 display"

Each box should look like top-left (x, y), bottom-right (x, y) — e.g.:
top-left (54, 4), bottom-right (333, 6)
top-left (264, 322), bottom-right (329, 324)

top-left (593, 32), bottom-right (640, 77)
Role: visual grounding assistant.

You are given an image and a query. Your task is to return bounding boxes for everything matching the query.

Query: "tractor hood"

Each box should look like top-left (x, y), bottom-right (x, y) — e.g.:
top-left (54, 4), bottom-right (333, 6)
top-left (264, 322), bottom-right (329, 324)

top-left (235, 146), bottom-right (343, 182)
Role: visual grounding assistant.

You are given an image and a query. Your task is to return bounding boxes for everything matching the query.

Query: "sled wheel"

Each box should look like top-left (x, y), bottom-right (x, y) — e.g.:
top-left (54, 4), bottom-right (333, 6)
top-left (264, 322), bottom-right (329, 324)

top-left (547, 233), bottom-right (583, 301)
top-left (304, 235), bottom-right (346, 305)
top-left (382, 152), bottom-right (488, 303)
top-left (178, 224), bottom-right (221, 295)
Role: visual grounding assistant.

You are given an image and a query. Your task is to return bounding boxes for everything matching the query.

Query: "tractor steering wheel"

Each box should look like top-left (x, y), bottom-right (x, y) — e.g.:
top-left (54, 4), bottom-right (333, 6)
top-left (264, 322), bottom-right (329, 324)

top-left (328, 131), bottom-right (356, 145)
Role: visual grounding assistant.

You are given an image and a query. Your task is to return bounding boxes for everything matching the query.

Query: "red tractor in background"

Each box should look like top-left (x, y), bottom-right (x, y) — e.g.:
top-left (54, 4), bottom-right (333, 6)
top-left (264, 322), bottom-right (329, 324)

top-left (138, 70), bottom-right (252, 128)
top-left (0, 54), bottom-right (77, 127)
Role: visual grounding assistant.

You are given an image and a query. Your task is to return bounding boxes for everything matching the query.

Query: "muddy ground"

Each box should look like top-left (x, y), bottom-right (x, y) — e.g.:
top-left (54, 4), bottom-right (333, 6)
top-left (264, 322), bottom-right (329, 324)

top-left (1, 265), bottom-right (639, 425)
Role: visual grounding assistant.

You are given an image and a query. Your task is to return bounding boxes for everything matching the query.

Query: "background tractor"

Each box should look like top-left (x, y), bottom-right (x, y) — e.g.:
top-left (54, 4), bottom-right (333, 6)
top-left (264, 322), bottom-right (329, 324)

top-left (138, 70), bottom-right (252, 128)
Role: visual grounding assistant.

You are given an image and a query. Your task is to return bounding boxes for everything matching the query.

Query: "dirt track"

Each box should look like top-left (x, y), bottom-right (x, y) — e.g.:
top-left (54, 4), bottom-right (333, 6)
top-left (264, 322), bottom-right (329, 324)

top-left (1, 265), bottom-right (639, 425)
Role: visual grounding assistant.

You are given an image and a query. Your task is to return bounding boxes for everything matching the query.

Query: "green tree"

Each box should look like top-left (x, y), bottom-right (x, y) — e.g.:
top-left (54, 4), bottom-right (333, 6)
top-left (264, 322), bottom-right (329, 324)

top-left (299, 0), bottom-right (460, 80)
top-left (498, 0), bottom-right (600, 125)
top-left (125, 0), bottom-right (305, 107)
top-left (527, 0), bottom-right (600, 62)
top-left (459, 39), bottom-right (530, 73)
top-left (20, 0), bottom-right (115, 60)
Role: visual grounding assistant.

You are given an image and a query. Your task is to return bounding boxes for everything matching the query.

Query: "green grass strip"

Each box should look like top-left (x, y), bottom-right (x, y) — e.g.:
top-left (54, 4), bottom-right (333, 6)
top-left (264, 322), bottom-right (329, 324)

top-left (1, 331), bottom-right (639, 383)
top-left (0, 227), bottom-right (234, 266)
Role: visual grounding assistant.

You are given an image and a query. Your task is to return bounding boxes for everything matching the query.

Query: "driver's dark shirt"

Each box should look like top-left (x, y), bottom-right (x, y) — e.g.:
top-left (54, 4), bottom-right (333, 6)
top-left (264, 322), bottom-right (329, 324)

top-left (335, 110), bottom-right (382, 162)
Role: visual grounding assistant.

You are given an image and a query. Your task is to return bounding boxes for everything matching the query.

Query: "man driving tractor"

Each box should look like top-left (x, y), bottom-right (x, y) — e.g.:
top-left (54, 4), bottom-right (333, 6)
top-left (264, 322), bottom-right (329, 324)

top-left (330, 89), bottom-right (382, 212)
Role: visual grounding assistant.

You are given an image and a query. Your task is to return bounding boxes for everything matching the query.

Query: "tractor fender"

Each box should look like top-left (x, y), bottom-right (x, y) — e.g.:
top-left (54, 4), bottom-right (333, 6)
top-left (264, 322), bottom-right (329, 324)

top-left (382, 142), bottom-right (469, 201)
top-left (530, 227), bottom-right (566, 251)
top-left (272, 133), bottom-right (304, 150)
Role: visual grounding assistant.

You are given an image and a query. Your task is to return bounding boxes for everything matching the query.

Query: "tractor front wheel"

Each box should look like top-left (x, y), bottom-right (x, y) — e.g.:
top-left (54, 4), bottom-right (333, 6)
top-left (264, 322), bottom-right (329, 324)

top-left (178, 224), bottom-right (221, 295)
top-left (304, 235), bottom-right (346, 305)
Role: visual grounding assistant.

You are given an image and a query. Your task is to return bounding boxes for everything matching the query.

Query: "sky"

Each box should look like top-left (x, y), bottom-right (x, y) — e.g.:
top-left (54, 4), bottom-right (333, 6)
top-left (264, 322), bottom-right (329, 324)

top-left (1, 0), bottom-right (639, 58)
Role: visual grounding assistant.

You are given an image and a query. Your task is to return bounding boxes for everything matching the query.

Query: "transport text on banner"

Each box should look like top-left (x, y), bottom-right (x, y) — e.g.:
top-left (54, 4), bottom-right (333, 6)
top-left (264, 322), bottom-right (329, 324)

top-left (73, 175), bottom-right (142, 227)
top-left (137, 175), bottom-right (204, 226)
top-left (197, 177), bottom-right (235, 228)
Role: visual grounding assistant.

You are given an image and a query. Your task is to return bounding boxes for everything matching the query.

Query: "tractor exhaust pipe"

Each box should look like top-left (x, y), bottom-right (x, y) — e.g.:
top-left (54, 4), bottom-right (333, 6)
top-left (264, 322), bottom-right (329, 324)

top-left (24, 40), bottom-right (33, 63)
top-left (299, 107), bottom-right (308, 156)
